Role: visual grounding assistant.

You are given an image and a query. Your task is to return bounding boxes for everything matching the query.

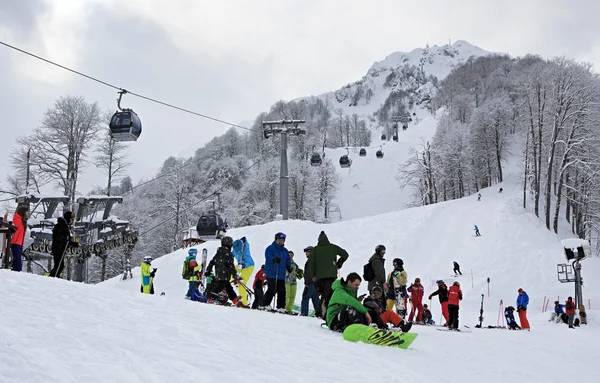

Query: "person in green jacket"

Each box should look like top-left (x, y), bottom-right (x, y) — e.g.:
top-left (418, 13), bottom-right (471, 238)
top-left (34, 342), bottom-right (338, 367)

top-left (306, 231), bottom-right (349, 316)
top-left (285, 251), bottom-right (303, 313)
top-left (326, 272), bottom-right (371, 332)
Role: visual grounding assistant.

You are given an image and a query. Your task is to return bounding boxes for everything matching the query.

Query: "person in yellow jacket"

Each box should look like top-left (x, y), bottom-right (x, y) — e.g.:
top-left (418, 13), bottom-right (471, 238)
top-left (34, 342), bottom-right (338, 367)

top-left (385, 258), bottom-right (408, 316)
top-left (141, 255), bottom-right (157, 294)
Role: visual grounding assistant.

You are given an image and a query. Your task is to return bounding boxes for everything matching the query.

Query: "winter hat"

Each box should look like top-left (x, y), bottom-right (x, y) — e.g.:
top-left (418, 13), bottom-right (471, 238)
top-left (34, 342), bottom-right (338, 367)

top-left (568, 296), bottom-right (573, 300)
top-left (16, 205), bottom-right (29, 218)
top-left (303, 246), bottom-right (314, 253)
top-left (415, 278), bottom-right (421, 283)
top-left (64, 211), bottom-right (73, 222)
top-left (318, 231), bottom-right (328, 241)
top-left (518, 288), bottom-right (524, 293)
top-left (371, 285), bottom-right (383, 294)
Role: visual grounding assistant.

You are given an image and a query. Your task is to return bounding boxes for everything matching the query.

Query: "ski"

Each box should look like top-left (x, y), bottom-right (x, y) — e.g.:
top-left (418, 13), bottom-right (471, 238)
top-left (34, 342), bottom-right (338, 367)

top-left (201, 248), bottom-right (208, 289)
top-left (436, 326), bottom-right (472, 333)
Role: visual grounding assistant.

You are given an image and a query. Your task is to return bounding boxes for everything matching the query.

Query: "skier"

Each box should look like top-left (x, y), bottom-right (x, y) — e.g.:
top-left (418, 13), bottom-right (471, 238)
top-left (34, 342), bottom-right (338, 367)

top-left (326, 272), bottom-right (371, 332)
top-left (549, 301), bottom-right (565, 323)
top-left (301, 246), bottom-right (321, 317)
top-left (422, 304), bottom-right (434, 325)
top-left (204, 236), bottom-right (243, 307)
top-left (182, 248), bottom-right (201, 299)
top-left (453, 261), bottom-right (462, 276)
top-left (366, 244), bottom-right (387, 292)
top-left (49, 210), bottom-right (78, 278)
top-left (474, 225), bottom-right (481, 236)
top-left (429, 280), bottom-right (449, 326)
top-left (260, 232), bottom-right (292, 312)
top-left (516, 288), bottom-right (530, 330)
top-left (251, 265), bottom-right (267, 309)
top-left (363, 285), bottom-right (412, 332)
top-left (565, 297), bottom-right (576, 329)
top-left (306, 231), bottom-right (349, 315)
top-left (499, 188), bottom-right (503, 193)
top-left (386, 258), bottom-right (408, 316)
top-left (285, 250), bottom-right (303, 313)
top-left (477, 193), bottom-right (481, 201)
top-left (9, 206), bottom-right (30, 272)
top-left (504, 306), bottom-right (522, 330)
top-left (231, 237), bottom-right (255, 306)
top-left (140, 256), bottom-right (157, 294)
top-left (407, 277), bottom-right (424, 322)
top-left (447, 281), bottom-right (462, 330)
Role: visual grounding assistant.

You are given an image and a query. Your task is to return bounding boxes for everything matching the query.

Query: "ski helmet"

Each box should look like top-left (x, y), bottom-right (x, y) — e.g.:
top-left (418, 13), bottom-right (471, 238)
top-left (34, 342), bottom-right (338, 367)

top-left (414, 277), bottom-right (421, 283)
top-left (143, 255), bottom-right (152, 262)
top-left (303, 246), bottom-right (314, 253)
top-left (436, 280), bottom-right (444, 285)
top-left (221, 236), bottom-right (234, 248)
top-left (188, 248), bottom-right (198, 257)
top-left (507, 306), bottom-right (515, 312)
top-left (275, 232), bottom-right (286, 241)
top-left (392, 258), bottom-right (403, 267)
top-left (554, 301), bottom-right (559, 305)
top-left (375, 244), bottom-right (386, 255)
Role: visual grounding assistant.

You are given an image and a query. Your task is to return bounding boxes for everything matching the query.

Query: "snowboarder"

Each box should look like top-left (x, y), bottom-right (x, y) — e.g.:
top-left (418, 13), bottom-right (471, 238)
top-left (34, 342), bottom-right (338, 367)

top-left (9, 206), bottom-right (29, 272)
top-left (306, 231), bottom-right (349, 315)
top-left (422, 304), bottom-right (434, 325)
top-left (49, 210), bottom-right (78, 278)
top-left (477, 193), bottom-right (481, 201)
top-left (204, 236), bottom-right (243, 307)
top-left (499, 188), bottom-right (503, 193)
top-left (474, 225), bottom-right (481, 236)
top-left (285, 251), bottom-right (303, 313)
top-left (429, 280), bottom-right (449, 326)
top-left (140, 256), bottom-right (156, 294)
top-left (260, 232), bottom-right (292, 312)
top-left (565, 297), bottom-right (576, 329)
top-left (251, 265), bottom-right (267, 309)
top-left (407, 277), bottom-right (424, 322)
top-left (386, 258), bottom-right (408, 316)
top-left (549, 301), bottom-right (565, 323)
top-left (447, 281), bottom-right (462, 330)
top-left (231, 236), bottom-right (255, 306)
top-left (516, 288), bottom-right (530, 330)
top-left (366, 244), bottom-right (387, 292)
top-left (363, 285), bottom-right (412, 332)
top-left (182, 248), bottom-right (201, 299)
top-left (453, 261), bottom-right (462, 276)
top-left (504, 306), bottom-right (521, 330)
top-left (301, 246), bottom-right (321, 317)
top-left (326, 272), bottom-right (371, 332)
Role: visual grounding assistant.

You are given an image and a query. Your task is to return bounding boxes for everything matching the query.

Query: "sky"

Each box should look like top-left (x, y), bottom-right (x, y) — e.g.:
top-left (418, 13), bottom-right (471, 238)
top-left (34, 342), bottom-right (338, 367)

top-left (1, 0), bottom-right (600, 198)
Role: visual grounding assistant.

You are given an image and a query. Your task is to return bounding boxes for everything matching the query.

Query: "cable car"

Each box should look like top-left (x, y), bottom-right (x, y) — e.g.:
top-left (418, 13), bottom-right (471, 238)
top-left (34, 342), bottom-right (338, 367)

top-left (376, 150), bottom-right (384, 159)
top-left (339, 155), bottom-right (352, 168)
top-left (381, 134), bottom-right (387, 140)
top-left (109, 90), bottom-right (142, 142)
top-left (109, 111), bottom-right (142, 142)
top-left (310, 153), bottom-right (323, 166)
top-left (196, 213), bottom-right (224, 240)
top-left (359, 148), bottom-right (367, 157)
top-left (393, 135), bottom-right (398, 142)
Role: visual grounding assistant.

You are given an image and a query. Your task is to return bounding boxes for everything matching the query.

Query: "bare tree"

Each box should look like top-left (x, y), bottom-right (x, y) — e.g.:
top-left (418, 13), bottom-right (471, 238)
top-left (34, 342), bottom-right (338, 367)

top-left (95, 113), bottom-right (130, 196)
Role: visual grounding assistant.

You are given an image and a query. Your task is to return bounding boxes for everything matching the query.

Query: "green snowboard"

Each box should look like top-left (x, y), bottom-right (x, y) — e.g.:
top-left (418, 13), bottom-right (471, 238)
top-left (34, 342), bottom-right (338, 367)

top-left (343, 324), bottom-right (418, 349)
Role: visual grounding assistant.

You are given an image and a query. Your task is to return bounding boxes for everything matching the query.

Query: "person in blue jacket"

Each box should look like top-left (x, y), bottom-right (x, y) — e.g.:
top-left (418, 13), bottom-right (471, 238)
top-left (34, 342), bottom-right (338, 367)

top-left (516, 288), bottom-right (530, 330)
top-left (260, 232), bottom-right (292, 312)
top-left (474, 225), bottom-right (481, 236)
top-left (549, 301), bottom-right (565, 323)
top-left (232, 237), bottom-right (255, 306)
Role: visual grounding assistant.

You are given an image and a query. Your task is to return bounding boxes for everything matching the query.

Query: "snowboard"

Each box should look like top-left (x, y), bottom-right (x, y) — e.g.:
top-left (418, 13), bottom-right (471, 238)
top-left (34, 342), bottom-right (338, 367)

top-left (343, 324), bottom-right (418, 349)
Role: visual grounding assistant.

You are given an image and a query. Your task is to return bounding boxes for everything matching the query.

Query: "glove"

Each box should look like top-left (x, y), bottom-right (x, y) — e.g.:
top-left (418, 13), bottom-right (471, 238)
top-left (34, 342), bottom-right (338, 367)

top-left (153, 268), bottom-right (157, 273)
top-left (286, 266), bottom-right (293, 273)
top-left (273, 257), bottom-right (281, 264)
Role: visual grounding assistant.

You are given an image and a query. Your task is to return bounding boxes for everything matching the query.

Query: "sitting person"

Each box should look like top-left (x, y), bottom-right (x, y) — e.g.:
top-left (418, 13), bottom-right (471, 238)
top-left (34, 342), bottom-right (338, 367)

top-left (363, 286), bottom-right (412, 332)
top-left (326, 272), bottom-right (371, 332)
top-left (422, 303), bottom-right (435, 325)
top-left (549, 301), bottom-right (565, 323)
top-left (505, 306), bottom-right (522, 330)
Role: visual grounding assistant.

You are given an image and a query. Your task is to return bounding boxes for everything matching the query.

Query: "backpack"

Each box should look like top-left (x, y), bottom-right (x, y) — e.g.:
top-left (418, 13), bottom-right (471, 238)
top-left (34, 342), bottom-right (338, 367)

top-left (182, 257), bottom-right (198, 280)
top-left (363, 260), bottom-right (375, 282)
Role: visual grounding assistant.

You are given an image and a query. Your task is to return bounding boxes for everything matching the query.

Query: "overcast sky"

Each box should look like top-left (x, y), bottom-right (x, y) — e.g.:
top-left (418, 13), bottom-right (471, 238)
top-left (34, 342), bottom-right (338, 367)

top-left (1, 0), bottom-right (599, 197)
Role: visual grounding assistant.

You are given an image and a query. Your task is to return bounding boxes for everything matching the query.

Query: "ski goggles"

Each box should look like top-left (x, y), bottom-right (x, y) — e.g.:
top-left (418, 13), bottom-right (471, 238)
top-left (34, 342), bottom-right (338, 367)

top-left (276, 233), bottom-right (286, 240)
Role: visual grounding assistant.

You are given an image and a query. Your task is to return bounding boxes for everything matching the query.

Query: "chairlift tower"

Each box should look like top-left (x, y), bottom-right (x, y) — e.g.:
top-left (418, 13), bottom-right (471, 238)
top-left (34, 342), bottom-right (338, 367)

top-left (557, 239), bottom-right (590, 308)
top-left (262, 119), bottom-right (306, 220)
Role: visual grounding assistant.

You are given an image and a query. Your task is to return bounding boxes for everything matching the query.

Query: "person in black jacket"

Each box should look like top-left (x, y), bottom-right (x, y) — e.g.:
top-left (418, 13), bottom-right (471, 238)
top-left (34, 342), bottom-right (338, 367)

top-left (367, 244), bottom-right (386, 292)
top-left (204, 236), bottom-right (243, 307)
top-left (428, 280), bottom-right (449, 326)
top-left (300, 246), bottom-right (321, 317)
top-left (363, 286), bottom-right (412, 332)
top-left (453, 261), bottom-right (462, 276)
top-left (49, 211), bottom-right (78, 278)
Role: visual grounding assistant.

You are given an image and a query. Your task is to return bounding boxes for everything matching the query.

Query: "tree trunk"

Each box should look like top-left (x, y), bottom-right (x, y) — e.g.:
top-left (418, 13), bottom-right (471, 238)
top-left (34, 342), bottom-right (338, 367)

top-left (523, 132), bottom-right (529, 209)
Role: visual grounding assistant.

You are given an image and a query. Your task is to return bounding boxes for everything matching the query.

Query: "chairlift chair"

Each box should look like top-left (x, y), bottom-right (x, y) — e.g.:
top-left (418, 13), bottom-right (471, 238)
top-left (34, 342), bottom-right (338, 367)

top-left (339, 155), bottom-right (352, 168)
top-left (359, 148), bottom-right (367, 157)
top-left (310, 153), bottom-right (323, 166)
top-left (109, 90), bottom-right (142, 142)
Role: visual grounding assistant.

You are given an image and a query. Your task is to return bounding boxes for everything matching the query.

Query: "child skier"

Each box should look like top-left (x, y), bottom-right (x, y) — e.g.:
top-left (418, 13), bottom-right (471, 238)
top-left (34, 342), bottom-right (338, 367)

top-left (182, 248), bottom-right (201, 299)
top-left (549, 301), bottom-right (565, 323)
top-left (204, 236), bottom-right (244, 307)
top-left (504, 306), bottom-right (522, 330)
top-left (252, 265), bottom-right (267, 309)
top-left (285, 251), bottom-right (303, 313)
top-left (422, 304), bottom-right (434, 325)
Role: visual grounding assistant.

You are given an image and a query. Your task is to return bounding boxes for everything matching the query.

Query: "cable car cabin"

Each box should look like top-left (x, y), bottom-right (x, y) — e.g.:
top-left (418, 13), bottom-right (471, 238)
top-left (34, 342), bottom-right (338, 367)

top-left (109, 110), bottom-right (142, 142)
top-left (376, 150), bottom-right (384, 159)
top-left (359, 148), bottom-right (367, 157)
top-left (381, 134), bottom-right (387, 140)
top-left (310, 153), bottom-right (323, 166)
top-left (339, 155), bottom-right (352, 168)
top-left (393, 135), bottom-right (398, 142)
top-left (196, 214), bottom-right (224, 240)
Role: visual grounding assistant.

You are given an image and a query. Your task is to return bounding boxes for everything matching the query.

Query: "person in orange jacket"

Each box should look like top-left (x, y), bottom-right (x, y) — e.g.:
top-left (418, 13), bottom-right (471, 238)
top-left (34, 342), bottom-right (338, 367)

top-left (10, 206), bottom-right (30, 272)
top-left (447, 281), bottom-right (463, 330)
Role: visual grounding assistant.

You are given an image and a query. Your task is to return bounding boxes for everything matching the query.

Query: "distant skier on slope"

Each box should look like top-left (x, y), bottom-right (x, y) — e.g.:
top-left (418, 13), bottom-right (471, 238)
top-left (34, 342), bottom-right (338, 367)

top-left (474, 225), bottom-right (481, 236)
top-left (205, 236), bottom-right (244, 307)
top-left (453, 261), bottom-right (462, 276)
top-left (429, 280), bottom-right (449, 326)
top-left (477, 193), bottom-right (481, 201)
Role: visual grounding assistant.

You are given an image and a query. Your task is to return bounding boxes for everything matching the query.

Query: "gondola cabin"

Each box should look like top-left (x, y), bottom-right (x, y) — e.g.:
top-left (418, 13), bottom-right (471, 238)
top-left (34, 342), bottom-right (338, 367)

top-left (359, 148), bottom-right (367, 157)
top-left (376, 150), bottom-right (384, 159)
top-left (196, 213), bottom-right (224, 240)
top-left (310, 153), bottom-right (323, 166)
top-left (109, 110), bottom-right (142, 142)
top-left (339, 155), bottom-right (352, 168)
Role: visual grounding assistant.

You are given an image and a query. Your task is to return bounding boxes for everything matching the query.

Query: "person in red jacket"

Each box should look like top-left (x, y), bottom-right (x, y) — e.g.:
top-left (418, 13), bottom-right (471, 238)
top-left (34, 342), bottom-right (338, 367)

top-left (10, 206), bottom-right (30, 272)
top-left (251, 265), bottom-right (267, 309)
top-left (447, 281), bottom-right (463, 330)
top-left (565, 296), bottom-right (576, 329)
top-left (429, 280), bottom-right (449, 326)
top-left (408, 277), bottom-right (425, 322)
